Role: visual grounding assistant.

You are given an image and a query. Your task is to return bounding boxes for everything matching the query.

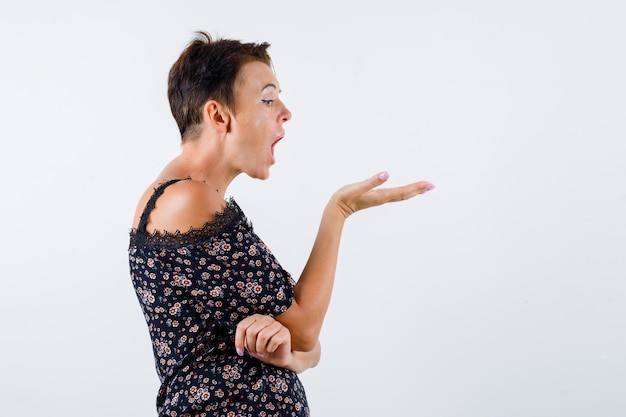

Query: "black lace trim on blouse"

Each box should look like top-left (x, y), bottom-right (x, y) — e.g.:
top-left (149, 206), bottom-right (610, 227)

top-left (129, 179), bottom-right (248, 249)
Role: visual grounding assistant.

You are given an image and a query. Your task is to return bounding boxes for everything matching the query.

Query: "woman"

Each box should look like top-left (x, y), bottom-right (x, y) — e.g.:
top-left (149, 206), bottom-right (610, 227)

top-left (129, 32), bottom-right (434, 416)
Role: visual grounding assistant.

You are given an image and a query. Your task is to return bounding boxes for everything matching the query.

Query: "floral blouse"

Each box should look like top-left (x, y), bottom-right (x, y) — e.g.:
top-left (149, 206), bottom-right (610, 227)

top-left (129, 179), bottom-right (309, 416)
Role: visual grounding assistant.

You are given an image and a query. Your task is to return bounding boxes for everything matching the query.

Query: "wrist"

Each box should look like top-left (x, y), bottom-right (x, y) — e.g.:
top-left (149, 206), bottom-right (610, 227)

top-left (284, 351), bottom-right (303, 373)
top-left (326, 195), bottom-right (351, 220)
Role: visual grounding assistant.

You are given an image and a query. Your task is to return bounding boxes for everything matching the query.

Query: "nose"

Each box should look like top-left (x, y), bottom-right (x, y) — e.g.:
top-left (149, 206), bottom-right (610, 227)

top-left (280, 102), bottom-right (292, 123)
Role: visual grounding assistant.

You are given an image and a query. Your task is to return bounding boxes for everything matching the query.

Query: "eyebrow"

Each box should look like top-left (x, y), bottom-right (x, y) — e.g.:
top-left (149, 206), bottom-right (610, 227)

top-left (262, 83), bottom-right (281, 92)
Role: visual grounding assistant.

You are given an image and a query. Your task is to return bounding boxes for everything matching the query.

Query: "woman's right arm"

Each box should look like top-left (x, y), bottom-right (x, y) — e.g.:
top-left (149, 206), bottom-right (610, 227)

top-left (235, 314), bottom-right (321, 373)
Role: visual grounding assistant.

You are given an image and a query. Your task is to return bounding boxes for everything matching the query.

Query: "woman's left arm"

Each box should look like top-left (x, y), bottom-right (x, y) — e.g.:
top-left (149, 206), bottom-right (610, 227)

top-left (285, 341), bottom-right (321, 373)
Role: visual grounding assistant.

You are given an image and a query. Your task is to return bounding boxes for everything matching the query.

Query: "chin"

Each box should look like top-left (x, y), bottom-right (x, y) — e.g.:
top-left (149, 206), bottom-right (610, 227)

top-left (248, 169), bottom-right (271, 181)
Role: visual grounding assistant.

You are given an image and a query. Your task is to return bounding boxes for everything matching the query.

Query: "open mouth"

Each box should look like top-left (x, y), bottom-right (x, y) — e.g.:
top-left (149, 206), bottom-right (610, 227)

top-left (271, 136), bottom-right (283, 158)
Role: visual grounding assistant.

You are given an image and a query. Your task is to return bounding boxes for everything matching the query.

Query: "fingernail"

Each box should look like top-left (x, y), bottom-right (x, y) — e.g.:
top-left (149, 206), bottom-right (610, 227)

top-left (425, 183), bottom-right (435, 191)
top-left (378, 171), bottom-right (389, 181)
top-left (236, 348), bottom-right (243, 356)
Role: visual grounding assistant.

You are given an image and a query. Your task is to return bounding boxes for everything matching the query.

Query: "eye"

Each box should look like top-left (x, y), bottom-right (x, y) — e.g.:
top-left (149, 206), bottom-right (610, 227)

top-left (261, 99), bottom-right (275, 106)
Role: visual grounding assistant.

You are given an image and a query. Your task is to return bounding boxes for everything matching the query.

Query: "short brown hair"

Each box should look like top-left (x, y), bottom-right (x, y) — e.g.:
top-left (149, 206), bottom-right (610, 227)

top-left (167, 32), bottom-right (272, 141)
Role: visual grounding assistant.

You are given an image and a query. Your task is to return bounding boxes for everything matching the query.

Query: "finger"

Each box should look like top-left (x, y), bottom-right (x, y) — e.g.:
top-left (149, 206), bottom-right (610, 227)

top-left (243, 315), bottom-right (276, 356)
top-left (263, 325), bottom-right (290, 354)
top-left (350, 172), bottom-right (391, 195)
top-left (249, 320), bottom-right (282, 355)
top-left (235, 314), bottom-right (261, 356)
top-left (245, 326), bottom-right (259, 356)
top-left (244, 319), bottom-right (268, 356)
top-left (336, 172), bottom-right (389, 200)
top-left (372, 181), bottom-right (434, 204)
top-left (255, 322), bottom-right (288, 354)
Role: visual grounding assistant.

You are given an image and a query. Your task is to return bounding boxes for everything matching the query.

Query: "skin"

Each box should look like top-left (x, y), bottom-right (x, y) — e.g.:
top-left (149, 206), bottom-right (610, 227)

top-left (132, 61), bottom-right (434, 373)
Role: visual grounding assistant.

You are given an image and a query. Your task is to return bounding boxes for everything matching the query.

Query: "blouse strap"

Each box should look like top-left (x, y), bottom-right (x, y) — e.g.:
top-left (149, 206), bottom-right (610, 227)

top-left (137, 179), bottom-right (185, 232)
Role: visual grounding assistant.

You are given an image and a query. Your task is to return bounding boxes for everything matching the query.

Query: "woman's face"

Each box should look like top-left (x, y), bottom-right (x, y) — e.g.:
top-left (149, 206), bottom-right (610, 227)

top-left (226, 61), bottom-right (292, 180)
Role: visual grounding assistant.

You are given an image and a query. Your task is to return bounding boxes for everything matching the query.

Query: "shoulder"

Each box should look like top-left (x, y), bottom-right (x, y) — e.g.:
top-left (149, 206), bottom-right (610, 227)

top-left (132, 179), bottom-right (227, 234)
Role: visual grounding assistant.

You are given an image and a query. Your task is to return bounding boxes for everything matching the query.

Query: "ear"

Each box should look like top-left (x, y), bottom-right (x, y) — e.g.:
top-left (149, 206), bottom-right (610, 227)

top-left (203, 100), bottom-right (231, 133)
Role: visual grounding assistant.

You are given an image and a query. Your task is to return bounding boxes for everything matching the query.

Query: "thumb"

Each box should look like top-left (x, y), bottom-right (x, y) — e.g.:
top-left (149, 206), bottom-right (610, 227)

top-left (375, 171), bottom-right (390, 183)
top-left (358, 171), bottom-right (390, 193)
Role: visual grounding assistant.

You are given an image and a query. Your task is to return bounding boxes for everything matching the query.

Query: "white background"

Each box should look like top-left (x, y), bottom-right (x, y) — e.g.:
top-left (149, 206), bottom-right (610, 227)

top-left (1, 1), bottom-right (625, 416)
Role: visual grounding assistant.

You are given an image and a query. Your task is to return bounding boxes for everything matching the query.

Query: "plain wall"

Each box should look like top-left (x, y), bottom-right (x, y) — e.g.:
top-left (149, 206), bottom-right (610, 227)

top-left (1, 1), bottom-right (624, 416)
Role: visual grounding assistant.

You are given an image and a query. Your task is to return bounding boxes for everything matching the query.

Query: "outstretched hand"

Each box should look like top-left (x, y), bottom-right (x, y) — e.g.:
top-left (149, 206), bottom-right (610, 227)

top-left (235, 314), bottom-right (292, 368)
top-left (332, 172), bottom-right (434, 218)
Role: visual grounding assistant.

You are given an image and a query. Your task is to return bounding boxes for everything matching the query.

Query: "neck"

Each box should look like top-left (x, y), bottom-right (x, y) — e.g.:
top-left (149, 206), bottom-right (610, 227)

top-left (165, 135), bottom-right (239, 197)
